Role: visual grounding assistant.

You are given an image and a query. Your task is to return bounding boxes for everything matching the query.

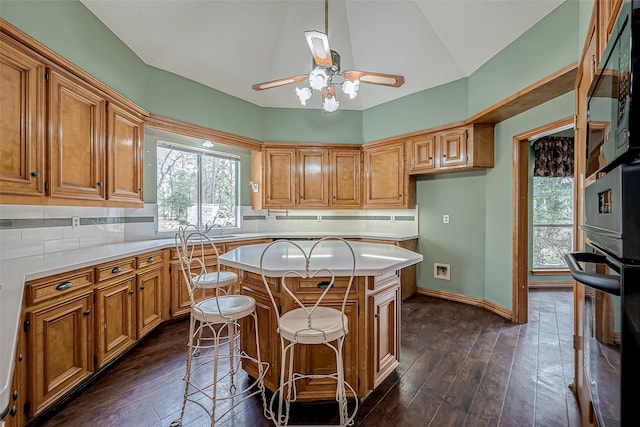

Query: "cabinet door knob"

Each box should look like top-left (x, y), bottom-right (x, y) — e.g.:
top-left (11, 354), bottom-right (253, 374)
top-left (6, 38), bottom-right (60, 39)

top-left (83, 309), bottom-right (91, 316)
top-left (12, 390), bottom-right (18, 400)
top-left (442, 154), bottom-right (447, 158)
top-left (112, 266), bottom-right (122, 273)
top-left (31, 171), bottom-right (40, 177)
top-left (139, 285), bottom-right (145, 290)
top-left (398, 194), bottom-right (402, 199)
top-left (97, 181), bottom-right (104, 187)
top-left (374, 313), bottom-right (381, 320)
top-left (56, 281), bottom-right (73, 291)
top-left (128, 290), bottom-right (135, 295)
top-left (147, 257), bottom-right (155, 263)
top-left (265, 194), bottom-right (270, 199)
top-left (9, 406), bottom-right (17, 416)
top-left (138, 187), bottom-right (143, 192)
top-left (428, 156), bottom-right (433, 160)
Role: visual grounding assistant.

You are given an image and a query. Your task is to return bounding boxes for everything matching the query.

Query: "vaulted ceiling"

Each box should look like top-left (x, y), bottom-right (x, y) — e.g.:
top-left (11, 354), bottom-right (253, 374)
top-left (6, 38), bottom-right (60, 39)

top-left (80, 0), bottom-right (566, 111)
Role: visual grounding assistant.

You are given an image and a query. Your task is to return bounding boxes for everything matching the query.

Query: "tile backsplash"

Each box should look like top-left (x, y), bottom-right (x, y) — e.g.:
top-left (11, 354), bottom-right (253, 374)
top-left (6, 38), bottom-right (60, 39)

top-left (0, 204), bottom-right (418, 260)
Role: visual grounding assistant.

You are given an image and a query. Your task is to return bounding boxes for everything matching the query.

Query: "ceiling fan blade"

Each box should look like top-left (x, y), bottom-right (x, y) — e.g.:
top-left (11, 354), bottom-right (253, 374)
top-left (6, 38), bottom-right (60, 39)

top-left (343, 71), bottom-right (405, 88)
top-left (252, 75), bottom-right (308, 91)
top-left (304, 30), bottom-right (333, 67)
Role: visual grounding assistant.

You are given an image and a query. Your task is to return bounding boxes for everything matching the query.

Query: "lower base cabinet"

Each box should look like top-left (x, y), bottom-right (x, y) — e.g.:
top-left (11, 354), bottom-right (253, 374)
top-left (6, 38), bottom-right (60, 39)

top-left (27, 291), bottom-right (94, 418)
top-left (370, 280), bottom-right (400, 388)
top-left (95, 276), bottom-right (136, 367)
top-left (136, 267), bottom-right (163, 337)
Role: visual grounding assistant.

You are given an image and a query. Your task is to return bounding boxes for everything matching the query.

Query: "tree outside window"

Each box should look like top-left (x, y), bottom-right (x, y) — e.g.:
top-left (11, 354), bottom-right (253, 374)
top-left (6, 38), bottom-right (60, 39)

top-left (156, 143), bottom-right (238, 232)
top-left (532, 176), bottom-right (573, 268)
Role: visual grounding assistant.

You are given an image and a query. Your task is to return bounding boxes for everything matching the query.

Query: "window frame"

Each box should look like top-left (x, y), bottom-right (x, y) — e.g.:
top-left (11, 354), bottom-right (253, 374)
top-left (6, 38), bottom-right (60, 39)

top-left (155, 141), bottom-right (241, 235)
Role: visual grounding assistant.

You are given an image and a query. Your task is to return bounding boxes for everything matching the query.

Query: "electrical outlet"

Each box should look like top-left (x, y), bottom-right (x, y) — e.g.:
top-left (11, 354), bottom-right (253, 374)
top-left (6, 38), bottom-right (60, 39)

top-left (317, 215), bottom-right (322, 222)
top-left (443, 214), bottom-right (450, 224)
top-left (390, 215), bottom-right (396, 222)
top-left (265, 214), bottom-right (275, 221)
top-left (72, 216), bottom-right (80, 228)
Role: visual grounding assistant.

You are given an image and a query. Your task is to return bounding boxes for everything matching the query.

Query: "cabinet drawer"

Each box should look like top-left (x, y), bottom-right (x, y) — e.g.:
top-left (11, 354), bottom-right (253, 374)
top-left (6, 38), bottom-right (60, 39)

top-left (136, 251), bottom-right (164, 270)
top-left (290, 276), bottom-right (358, 297)
top-left (26, 268), bottom-right (94, 305)
top-left (95, 258), bottom-right (136, 282)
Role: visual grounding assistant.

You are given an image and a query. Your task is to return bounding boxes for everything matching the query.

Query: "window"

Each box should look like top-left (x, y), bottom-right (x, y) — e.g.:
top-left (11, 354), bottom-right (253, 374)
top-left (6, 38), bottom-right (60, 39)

top-left (156, 142), bottom-right (239, 232)
top-left (532, 176), bottom-right (573, 268)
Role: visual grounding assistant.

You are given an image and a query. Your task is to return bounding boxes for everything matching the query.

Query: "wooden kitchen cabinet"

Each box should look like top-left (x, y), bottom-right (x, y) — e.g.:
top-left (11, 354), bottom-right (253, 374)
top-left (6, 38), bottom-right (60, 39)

top-left (363, 141), bottom-right (413, 208)
top-left (369, 279), bottom-right (400, 389)
top-left (4, 324), bottom-right (26, 427)
top-left (330, 148), bottom-right (361, 207)
top-left (297, 148), bottom-right (330, 207)
top-left (0, 24), bottom-right (147, 206)
top-left (48, 67), bottom-right (107, 201)
top-left (26, 290), bottom-right (94, 418)
top-left (263, 147), bottom-right (297, 208)
top-left (136, 266), bottom-right (163, 338)
top-left (106, 102), bottom-right (144, 204)
top-left (407, 124), bottom-right (494, 175)
top-left (0, 36), bottom-right (45, 199)
top-left (94, 275), bottom-right (136, 367)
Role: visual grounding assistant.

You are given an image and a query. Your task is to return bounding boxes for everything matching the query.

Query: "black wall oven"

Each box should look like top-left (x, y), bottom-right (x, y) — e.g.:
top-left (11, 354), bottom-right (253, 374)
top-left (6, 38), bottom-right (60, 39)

top-left (566, 1), bottom-right (640, 425)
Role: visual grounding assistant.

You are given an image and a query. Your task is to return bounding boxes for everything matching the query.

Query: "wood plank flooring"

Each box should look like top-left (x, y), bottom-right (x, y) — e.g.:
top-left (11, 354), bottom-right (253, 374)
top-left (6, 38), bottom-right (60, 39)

top-left (34, 289), bottom-right (580, 427)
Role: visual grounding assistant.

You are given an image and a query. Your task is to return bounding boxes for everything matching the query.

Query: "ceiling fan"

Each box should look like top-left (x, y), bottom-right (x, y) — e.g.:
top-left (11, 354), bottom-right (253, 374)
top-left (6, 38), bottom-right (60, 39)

top-left (251, 0), bottom-right (405, 113)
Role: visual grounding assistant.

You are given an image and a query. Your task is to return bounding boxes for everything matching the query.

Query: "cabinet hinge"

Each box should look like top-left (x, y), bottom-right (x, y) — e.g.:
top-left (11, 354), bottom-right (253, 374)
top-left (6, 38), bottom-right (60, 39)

top-left (105, 102), bottom-right (109, 112)
top-left (44, 181), bottom-right (49, 192)
top-left (23, 319), bottom-right (30, 333)
top-left (23, 400), bottom-right (31, 416)
top-left (357, 306), bottom-right (360, 316)
top-left (169, 307), bottom-right (172, 316)
top-left (94, 355), bottom-right (98, 367)
top-left (93, 294), bottom-right (97, 304)
top-left (574, 114), bottom-right (578, 130)
top-left (44, 71), bottom-right (49, 82)
top-left (573, 334), bottom-right (583, 351)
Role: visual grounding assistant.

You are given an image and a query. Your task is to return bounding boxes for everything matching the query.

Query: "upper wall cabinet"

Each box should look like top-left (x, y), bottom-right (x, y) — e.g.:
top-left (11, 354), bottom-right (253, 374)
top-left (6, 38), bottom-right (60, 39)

top-left (0, 36), bottom-right (45, 197)
top-left (262, 145), bottom-right (361, 209)
top-left (0, 25), bottom-right (147, 206)
top-left (363, 141), bottom-right (414, 209)
top-left (407, 124), bottom-right (495, 175)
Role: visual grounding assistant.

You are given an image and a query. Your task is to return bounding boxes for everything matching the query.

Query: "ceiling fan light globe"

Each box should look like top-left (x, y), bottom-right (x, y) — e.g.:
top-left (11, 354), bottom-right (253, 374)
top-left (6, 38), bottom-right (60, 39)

top-left (309, 67), bottom-right (329, 91)
top-left (323, 93), bottom-right (339, 113)
top-left (296, 86), bottom-right (313, 106)
top-left (341, 79), bottom-right (359, 99)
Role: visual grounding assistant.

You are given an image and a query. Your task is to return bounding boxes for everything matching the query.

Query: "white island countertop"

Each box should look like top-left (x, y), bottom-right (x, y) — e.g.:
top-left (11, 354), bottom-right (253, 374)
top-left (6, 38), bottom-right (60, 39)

top-left (220, 240), bottom-right (423, 278)
top-left (0, 232), bottom-right (418, 418)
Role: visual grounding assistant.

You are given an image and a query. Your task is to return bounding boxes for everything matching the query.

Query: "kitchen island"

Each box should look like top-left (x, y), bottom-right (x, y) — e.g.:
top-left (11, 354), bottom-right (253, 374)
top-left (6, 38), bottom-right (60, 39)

top-left (219, 240), bottom-right (423, 400)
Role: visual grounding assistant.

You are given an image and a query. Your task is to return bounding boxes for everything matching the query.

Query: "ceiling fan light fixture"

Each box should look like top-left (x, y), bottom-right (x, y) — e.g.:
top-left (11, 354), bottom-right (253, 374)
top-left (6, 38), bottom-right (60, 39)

top-left (308, 67), bottom-right (329, 91)
top-left (341, 79), bottom-right (359, 99)
top-left (296, 86), bottom-right (313, 106)
top-left (323, 93), bottom-right (339, 113)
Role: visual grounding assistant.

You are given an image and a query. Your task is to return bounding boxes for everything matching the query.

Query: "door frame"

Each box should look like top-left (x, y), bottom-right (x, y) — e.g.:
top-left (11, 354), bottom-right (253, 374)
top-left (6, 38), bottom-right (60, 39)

top-left (512, 116), bottom-right (574, 324)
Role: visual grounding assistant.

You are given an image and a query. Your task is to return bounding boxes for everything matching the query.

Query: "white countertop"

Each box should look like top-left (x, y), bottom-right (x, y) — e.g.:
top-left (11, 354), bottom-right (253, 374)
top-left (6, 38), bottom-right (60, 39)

top-left (0, 231), bottom-right (418, 417)
top-left (220, 240), bottom-right (423, 277)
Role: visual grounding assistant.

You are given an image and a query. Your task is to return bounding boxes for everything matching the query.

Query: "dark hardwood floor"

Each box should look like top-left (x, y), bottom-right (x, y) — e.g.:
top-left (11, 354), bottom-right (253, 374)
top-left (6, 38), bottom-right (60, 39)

top-left (35, 288), bottom-right (580, 427)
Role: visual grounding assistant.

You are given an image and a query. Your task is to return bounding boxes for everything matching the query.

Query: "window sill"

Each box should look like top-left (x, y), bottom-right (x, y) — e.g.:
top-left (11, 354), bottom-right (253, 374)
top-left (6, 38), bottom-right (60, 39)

top-left (531, 268), bottom-right (570, 276)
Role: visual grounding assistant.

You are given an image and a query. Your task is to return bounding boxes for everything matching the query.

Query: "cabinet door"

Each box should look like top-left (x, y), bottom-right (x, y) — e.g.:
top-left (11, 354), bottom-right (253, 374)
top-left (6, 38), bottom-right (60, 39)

top-left (0, 38), bottom-right (45, 198)
top-left (240, 284), bottom-right (281, 391)
top-left (370, 284), bottom-right (399, 388)
top-left (170, 260), bottom-right (215, 318)
top-left (298, 148), bottom-right (329, 207)
top-left (95, 276), bottom-right (136, 367)
top-left (409, 133), bottom-right (436, 172)
top-left (136, 268), bottom-right (163, 337)
top-left (48, 68), bottom-right (106, 200)
top-left (363, 142), bottom-right (405, 208)
top-left (5, 320), bottom-right (26, 427)
top-left (330, 148), bottom-right (361, 207)
top-left (107, 102), bottom-right (144, 204)
top-left (264, 148), bottom-right (296, 208)
top-left (438, 128), bottom-right (467, 168)
top-left (28, 291), bottom-right (93, 417)
top-left (290, 299), bottom-right (358, 401)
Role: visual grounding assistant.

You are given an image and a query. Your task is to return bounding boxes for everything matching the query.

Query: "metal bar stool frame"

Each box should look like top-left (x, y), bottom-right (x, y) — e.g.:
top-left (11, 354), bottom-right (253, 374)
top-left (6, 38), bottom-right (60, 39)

top-left (259, 237), bottom-right (359, 427)
top-left (171, 228), bottom-right (269, 426)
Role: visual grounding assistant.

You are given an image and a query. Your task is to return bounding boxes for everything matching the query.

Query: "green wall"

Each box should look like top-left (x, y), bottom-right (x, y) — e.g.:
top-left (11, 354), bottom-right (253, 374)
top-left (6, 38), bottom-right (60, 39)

top-left (1, 0), bottom-right (594, 313)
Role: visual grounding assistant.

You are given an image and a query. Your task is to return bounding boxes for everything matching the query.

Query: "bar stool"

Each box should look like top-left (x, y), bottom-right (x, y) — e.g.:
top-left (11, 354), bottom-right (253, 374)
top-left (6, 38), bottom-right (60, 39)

top-left (171, 229), bottom-right (269, 426)
top-left (259, 237), bottom-right (359, 426)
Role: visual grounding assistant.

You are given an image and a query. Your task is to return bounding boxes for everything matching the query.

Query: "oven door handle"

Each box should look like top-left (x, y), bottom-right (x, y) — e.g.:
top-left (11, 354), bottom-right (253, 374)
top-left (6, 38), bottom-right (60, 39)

top-left (564, 252), bottom-right (621, 295)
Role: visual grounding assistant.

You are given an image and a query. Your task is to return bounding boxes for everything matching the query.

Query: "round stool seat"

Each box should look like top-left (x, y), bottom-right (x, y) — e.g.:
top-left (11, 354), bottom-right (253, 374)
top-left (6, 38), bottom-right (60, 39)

top-left (191, 271), bottom-right (237, 289)
top-left (278, 306), bottom-right (348, 344)
top-left (192, 294), bottom-right (256, 323)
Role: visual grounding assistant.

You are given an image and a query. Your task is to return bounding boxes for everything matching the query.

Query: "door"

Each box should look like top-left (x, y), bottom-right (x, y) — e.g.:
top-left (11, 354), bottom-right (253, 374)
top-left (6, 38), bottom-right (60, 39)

top-left (330, 148), bottom-right (361, 207)
top-left (95, 276), bottom-right (136, 367)
top-left (48, 68), bottom-right (106, 200)
top-left (136, 268), bottom-right (163, 337)
top-left (0, 38), bottom-right (45, 197)
top-left (298, 148), bottom-right (329, 207)
top-left (107, 102), bottom-right (144, 204)
top-left (263, 148), bottom-right (296, 208)
top-left (28, 291), bottom-right (93, 417)
top-left (438, 128), bottom-right (467, 168)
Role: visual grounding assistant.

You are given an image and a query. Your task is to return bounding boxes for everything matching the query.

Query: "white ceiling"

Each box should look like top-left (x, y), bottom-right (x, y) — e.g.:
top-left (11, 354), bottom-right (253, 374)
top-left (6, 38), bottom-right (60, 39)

top-left (80, 0), bottom-right (566, 111)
